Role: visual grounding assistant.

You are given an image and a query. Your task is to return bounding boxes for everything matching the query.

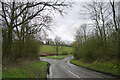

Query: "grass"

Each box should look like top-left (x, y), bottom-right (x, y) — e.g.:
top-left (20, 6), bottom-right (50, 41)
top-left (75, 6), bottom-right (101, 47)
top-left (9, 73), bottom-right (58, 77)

top-left (45, 55), bottom-right (72, 60)
top-left (0, 71), bottom-right (1, 79)
top-left (2, 61), bottom-right (48, 78)
top-left (70, 59), bottom-right (120, 77)
top-left (40, 45), bottom-right (74, 54)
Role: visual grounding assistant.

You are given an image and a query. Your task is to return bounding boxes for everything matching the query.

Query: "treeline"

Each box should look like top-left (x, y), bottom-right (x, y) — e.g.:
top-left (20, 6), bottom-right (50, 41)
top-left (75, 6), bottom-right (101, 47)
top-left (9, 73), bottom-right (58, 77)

top-left (73, 1), bottom-right (120, 63)
top-left (0, 1), bottom-right (67, 66)
top-left (42, 36), bottom-right (72, 47)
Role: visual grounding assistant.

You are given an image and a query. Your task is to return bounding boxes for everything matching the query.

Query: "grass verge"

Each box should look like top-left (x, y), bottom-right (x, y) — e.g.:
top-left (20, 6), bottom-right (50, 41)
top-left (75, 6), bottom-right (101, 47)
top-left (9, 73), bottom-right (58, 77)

top-left (70, 59), bottom-right (120, 77)
top-left (0, 71), bottom-right (1, 79)
top-left (2, 61), bottom-right (48, 78)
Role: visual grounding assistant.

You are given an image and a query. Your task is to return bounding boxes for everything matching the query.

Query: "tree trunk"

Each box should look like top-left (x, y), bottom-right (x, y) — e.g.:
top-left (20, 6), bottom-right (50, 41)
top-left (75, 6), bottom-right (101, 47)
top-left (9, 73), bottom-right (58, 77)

top-left (6, 28), bottom-right (13, 56)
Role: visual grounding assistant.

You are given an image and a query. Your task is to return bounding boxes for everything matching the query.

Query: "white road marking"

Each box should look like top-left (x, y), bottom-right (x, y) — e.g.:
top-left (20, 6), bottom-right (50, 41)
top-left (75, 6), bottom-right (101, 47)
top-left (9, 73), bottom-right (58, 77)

top-left (67, 70), bottom-right (84, 80)
top-left (67, 70), bottom-right (80, 78)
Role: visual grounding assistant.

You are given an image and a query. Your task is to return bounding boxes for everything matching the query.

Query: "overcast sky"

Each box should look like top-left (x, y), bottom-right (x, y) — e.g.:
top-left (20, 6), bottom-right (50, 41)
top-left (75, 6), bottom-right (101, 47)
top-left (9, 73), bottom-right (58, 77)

top-left (47, 2), bottom-right (91, 42)
top-left (3, 0), bottom-right (118, 42)
top-left (47, 0), bottom-right (119, 42)
top-left (47, 2), bottom-right (81, 42)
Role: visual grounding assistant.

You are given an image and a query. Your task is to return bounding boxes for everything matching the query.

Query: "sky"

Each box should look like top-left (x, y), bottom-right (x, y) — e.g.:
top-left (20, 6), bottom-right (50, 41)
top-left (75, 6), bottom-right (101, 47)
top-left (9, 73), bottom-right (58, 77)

top-left (1, 0), bottom-right (119, 43)
top-left (47, 2), bottom-right (91, 42)
top-left (47, 0), bottom-right (120, 42)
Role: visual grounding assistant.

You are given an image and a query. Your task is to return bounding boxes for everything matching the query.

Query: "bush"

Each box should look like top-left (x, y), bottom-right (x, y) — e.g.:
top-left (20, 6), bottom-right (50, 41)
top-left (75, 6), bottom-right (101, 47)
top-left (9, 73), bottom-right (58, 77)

top-left (3, 39), bottom-right (41, 65)
top-left (62, 52), bottom-right (68, 55)
top-left (74, 37), bottom-right (118, 62)
top-left (11, 40), bottom-right (41, 58)
top-left (22, 40), bottom-right (41, 58)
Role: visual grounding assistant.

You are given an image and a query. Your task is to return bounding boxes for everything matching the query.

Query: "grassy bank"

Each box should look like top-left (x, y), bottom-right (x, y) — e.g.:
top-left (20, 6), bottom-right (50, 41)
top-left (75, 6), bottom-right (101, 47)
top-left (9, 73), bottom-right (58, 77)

top-left (40, 45), bottom-right (74, 54)
top-left (0, 71), bottom-right (1, 79)
top-left (45, 55), bottom-right (72, 60)
top-left (3, 61), bottom-right (48, 78)
top-left (70, 59), bottom-right (120, 77)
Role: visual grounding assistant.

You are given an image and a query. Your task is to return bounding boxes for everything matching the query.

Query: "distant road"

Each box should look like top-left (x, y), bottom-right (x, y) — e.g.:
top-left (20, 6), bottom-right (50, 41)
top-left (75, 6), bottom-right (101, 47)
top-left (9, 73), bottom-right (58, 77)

top-left (40, 56), bottom-right (115, 79)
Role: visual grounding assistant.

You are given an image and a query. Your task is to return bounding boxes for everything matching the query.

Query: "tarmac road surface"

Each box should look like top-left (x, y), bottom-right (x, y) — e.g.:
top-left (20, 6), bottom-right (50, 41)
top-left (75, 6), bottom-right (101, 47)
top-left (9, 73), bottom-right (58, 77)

top-left (40, 56), bottom-right (117, 80)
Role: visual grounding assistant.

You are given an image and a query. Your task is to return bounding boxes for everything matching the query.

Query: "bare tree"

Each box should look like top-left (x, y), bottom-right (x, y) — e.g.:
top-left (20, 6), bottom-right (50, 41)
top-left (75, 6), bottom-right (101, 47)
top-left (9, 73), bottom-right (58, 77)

top-left (83, 1), bottom-right (114, 42)
top-left (81, 24), bottom-right (87, 41)
top-left (83, 2), bottom-right (103, 38)
top-left (54, 36), bottom-right (62, 55)
top-left (0, 1), bottom-right (69, 62)
top-left (109, 0), bottom-right (118, 31)
top-left (74, 24), bottom-right (88, 45)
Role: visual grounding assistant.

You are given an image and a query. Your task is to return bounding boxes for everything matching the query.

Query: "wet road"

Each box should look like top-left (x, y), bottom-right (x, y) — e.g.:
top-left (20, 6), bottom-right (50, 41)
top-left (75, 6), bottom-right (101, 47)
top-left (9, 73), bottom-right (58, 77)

top-left (40, 56), bottom-right (115, 79)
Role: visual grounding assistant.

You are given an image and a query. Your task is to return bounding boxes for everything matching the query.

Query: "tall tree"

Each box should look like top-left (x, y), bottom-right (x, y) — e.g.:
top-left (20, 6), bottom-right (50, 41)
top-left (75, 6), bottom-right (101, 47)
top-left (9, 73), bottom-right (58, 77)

top-left (109, 0), bottom-right (118, 31)
top-left (54, 36), bottom-right (62, 55)
top-left (0, 1), bottom-right (68, 61)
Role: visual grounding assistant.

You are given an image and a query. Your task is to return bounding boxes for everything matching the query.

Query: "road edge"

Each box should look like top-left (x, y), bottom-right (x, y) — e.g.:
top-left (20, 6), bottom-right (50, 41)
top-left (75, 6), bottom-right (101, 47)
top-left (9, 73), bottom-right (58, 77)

top-left (69, 59), bottom-right (119, 78)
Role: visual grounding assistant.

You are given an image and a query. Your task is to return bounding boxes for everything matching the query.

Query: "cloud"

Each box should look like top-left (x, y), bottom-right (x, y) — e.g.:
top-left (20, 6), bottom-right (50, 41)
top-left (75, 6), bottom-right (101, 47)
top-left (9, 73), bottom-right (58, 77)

top-left (47, 2), bottom-right (93, 42)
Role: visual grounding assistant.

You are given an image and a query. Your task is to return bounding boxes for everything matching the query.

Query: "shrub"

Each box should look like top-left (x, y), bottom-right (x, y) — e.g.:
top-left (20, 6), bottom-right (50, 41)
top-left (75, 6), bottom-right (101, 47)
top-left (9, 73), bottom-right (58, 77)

top-left (73, 37), bottom-right (118, 62)
top-left (3, 39), bottom-right (41, 65)
top-left (22, 40), bottom-right (41, 58)
top-left (62, 52), bottom-right (68, 55)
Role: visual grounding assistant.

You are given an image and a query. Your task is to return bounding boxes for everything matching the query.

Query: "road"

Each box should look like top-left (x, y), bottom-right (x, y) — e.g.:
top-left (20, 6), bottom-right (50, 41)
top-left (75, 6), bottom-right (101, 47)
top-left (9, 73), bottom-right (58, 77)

top-left (40, 56), bottom-right (116, 80)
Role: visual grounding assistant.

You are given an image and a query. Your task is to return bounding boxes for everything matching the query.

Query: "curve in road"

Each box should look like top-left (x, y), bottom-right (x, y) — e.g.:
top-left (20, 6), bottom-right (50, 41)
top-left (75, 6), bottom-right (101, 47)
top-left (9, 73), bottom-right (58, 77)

top-left (40, 56), bottom-right (116, 79)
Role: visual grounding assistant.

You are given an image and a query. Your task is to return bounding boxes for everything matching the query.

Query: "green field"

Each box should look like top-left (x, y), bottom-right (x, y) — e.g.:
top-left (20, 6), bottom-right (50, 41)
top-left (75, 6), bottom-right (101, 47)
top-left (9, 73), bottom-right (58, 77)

top-left (40, 45), bottom-right (74, 54)
top-left (70, 59), bottom-right (120, 77)
top-left (45, 55), bottom-right (72, 60)
top-left (3, 61), bottom-right (48, 78)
